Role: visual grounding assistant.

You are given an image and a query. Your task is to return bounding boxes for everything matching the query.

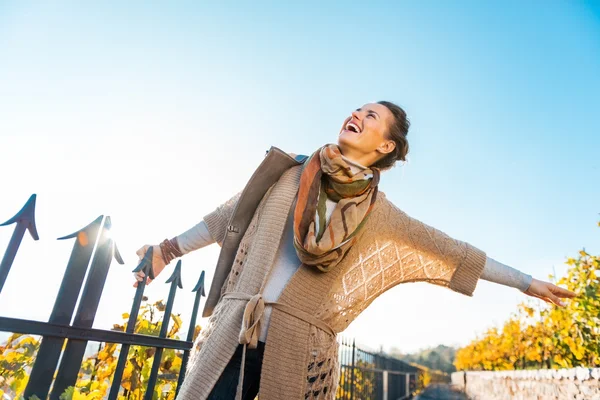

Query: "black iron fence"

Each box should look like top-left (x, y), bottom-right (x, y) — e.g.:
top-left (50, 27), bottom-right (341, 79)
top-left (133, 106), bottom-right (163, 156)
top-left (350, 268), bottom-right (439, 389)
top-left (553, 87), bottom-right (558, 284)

top-left (0, 194), bottom-right (421, 400)
top-left (0, 194), bottom-right (204, 400)
top-left (337, 337), bottom-right (419, 400)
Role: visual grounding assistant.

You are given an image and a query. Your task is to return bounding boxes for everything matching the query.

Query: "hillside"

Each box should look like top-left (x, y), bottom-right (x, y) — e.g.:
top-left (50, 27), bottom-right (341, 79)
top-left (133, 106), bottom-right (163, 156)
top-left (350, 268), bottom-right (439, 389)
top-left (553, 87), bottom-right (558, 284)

top-left (389, 344), bottom-right (457, 374)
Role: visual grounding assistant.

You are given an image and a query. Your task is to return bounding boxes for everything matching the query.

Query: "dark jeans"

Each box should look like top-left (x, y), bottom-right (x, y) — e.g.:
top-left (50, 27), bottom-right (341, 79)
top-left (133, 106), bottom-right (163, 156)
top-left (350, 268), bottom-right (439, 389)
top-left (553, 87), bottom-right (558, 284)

top-left (207, 341), bottom-right (266, 400)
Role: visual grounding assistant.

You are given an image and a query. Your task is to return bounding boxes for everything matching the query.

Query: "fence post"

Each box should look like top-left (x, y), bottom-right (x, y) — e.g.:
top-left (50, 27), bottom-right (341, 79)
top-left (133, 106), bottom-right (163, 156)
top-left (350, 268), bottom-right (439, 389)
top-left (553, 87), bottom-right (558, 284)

top-left (175, 270), bottom-right (206, 397)
top-left (24, 215), bottom-right (104, 400)
top-left (108, 247), bottom-right (156, 400)
top-left (50, 216), bottom-right (123, 399)
top-left (406, 373), bottom-right (410, 398)
top-left (144, 260), bottom-right (183, 400)
top-left (350, 338), bottom-right (356, 400)
top-left (383, 370), bottom-right (388, 400)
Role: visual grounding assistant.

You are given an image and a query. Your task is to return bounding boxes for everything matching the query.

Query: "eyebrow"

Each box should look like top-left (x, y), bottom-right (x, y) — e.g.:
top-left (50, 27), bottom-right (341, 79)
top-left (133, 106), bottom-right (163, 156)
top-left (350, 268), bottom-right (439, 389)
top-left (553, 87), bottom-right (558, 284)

top-left (356, 108), bottom-right (380, 119)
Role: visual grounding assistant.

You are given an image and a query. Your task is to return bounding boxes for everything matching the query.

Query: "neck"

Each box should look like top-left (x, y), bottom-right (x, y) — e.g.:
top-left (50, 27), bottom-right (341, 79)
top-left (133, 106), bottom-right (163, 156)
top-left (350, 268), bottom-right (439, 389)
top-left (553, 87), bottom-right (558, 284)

top-left (338, 148), bottom-right (375, 169)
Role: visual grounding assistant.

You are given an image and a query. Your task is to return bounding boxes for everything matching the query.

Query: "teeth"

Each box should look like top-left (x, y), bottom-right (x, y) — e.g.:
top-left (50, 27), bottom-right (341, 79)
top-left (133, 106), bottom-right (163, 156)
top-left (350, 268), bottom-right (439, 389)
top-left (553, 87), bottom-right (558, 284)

top-left (346, 122), bottom-right (361, 133)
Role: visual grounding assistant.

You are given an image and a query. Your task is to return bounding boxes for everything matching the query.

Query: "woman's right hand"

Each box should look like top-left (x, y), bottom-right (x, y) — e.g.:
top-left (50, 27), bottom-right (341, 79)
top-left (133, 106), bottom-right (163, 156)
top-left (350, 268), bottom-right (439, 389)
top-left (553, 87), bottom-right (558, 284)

top-left (133, 244), bottom-right (167, 287)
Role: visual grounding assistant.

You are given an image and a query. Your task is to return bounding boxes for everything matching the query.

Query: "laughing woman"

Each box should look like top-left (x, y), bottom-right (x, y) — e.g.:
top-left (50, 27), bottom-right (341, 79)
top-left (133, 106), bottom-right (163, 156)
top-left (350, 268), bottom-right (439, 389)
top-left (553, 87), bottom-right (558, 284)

top-left (134, 101), bottom-right (576, 400)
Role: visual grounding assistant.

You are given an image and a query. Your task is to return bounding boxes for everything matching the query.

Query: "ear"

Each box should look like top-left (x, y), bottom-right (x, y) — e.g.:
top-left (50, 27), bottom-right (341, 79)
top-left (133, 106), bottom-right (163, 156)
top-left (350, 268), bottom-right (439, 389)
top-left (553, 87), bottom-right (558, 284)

top-left (377, 139), bottom-right (396, 155)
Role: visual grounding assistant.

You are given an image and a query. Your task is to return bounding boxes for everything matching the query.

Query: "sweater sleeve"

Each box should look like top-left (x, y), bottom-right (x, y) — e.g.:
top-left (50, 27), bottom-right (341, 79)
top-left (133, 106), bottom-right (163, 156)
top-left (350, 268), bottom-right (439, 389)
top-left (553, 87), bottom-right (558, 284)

top-left (202, 191), bottom-right (242, 246)
top-left (381, 197), bottom-right (487, 297)
top-left (481, 256), bottom-right (533, 292)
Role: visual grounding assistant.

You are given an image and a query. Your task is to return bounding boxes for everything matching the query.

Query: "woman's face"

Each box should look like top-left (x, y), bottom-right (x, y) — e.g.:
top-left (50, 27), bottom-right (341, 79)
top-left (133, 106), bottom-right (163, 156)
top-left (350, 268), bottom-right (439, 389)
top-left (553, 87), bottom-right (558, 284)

top-left (337, 103), bottom-right (395, 163)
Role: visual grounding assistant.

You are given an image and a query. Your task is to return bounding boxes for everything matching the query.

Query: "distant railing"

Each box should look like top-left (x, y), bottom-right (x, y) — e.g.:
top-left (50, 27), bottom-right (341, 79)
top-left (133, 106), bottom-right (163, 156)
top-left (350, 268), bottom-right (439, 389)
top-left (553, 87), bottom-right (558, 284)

top-left (0, 194), bottom-right (421, 400)
top-left (0, 194), bottom-right (205, 400)
top-left (337, 337), bottom-right (419, 400)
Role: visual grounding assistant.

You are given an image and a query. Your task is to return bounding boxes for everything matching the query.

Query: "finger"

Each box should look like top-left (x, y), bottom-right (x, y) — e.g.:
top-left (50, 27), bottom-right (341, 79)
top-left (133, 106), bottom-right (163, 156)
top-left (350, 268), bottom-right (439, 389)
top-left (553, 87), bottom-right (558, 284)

top-left (528, 292), bottom-right (554, 305)
top-left (549, 285), bottom-right (577, 298)
top-left (133, 279), bottom-right (147, 288)
top-left (539, 296), bottom-right (554, 305)
top-left (527, 292), bottom-right (542, 300)
top-left (538, 287), bottom-right (566, 307)
top-left (547, 293), bottom-right (566, 307)
top-left (136, 246), bottom-right (149, 258)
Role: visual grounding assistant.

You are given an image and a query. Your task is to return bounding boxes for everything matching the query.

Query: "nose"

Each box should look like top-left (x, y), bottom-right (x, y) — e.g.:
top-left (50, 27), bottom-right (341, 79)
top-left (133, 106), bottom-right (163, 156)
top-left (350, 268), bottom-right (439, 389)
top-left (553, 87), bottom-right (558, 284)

top-left (351, 110), bottom-right (361, 121)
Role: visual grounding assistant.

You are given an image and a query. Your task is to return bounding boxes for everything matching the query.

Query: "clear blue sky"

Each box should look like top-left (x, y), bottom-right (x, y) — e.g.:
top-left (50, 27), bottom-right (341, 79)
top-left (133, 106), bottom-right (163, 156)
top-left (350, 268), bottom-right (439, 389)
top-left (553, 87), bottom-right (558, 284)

top-left (1, 1), bottom-right (599, 353)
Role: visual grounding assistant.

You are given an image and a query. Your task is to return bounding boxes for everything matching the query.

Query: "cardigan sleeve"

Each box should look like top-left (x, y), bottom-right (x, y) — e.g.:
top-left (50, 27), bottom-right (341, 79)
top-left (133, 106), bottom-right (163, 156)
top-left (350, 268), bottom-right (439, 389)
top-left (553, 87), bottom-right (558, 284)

top-left (381, 197), bottom-right (487, 296)
top-left (202, 191), bottom-right (242, 246)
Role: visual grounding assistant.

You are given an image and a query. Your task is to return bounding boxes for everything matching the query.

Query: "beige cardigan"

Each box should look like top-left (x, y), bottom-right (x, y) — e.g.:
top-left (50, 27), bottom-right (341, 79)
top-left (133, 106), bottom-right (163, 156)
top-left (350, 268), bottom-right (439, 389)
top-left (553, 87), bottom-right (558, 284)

top-left (176, 149), bottom-right (486, 400)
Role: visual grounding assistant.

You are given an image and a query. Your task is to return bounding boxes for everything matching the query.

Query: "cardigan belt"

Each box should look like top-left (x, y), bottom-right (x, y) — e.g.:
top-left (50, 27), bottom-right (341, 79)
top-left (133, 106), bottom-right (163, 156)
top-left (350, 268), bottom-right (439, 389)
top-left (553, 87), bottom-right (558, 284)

top-left (222, 292), bottom-right (336, 400)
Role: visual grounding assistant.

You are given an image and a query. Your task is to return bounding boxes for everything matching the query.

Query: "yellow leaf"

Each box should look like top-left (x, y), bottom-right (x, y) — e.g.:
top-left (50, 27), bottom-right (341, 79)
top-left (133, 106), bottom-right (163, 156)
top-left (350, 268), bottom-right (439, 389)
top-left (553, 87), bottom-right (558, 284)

top-left (121, 362), bottom-right (133, 391)
top-left (73, 390), bottom-right (85, 400)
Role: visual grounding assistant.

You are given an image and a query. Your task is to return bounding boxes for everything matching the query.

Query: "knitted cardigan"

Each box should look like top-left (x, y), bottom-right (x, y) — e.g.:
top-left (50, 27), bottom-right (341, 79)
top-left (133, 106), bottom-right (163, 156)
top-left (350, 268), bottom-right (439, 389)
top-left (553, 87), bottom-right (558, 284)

top-left (176, 157), bottom-right (487, 400)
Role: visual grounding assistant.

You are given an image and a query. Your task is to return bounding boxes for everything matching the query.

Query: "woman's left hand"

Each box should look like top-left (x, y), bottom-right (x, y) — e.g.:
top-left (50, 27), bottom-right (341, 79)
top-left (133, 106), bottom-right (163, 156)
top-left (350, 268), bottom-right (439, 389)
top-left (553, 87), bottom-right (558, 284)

top-left (523, 278), bottom-right (577, 307)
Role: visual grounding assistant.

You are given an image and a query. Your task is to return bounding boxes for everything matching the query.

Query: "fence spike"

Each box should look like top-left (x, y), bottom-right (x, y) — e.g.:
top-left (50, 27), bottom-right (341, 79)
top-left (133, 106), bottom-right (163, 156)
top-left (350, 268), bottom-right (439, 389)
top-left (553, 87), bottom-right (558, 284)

top-left (57, 215), bottom-right (104, 240)
top-left (102, 216), bottom-right (124, 265)
top-left (132, 246), bottom-right (155, 280)
top-left (0, 193), bottom-right (39, 239)
top-left (0, 194), bottom-right (40, 294)
top-left (113, 242), bottom-right (124, 265)
top-left (165, 260), bottom-right (183, 289)
top-left (192, 270), bottom-right (206, 296)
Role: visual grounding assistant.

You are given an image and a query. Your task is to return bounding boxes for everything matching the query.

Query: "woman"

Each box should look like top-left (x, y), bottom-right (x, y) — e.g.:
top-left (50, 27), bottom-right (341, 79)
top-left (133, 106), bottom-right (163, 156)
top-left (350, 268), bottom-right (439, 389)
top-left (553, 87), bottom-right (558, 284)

top-left (134, 101), bottom-right (576, 400)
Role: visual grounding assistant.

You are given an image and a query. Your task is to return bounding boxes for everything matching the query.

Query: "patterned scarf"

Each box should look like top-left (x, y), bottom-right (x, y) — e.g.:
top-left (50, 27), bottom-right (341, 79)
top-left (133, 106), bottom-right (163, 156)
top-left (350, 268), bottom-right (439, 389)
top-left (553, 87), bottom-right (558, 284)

top-left (293, 144), bottom-right (380, 272)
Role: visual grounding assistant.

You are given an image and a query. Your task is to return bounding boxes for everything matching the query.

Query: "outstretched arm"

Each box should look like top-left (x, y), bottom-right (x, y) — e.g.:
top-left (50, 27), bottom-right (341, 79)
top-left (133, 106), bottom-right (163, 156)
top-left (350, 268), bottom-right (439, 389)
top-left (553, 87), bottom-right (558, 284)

top-left (481, 257), bottom-right (576, 307)
top-left (175, 220), bottom-right (215, 254)
top-left (375, 196), bottom-right (488, 297)
top-left (379, 195), bottom-right (576, 306)
top-left (133, 191), bottom-right (241, 287)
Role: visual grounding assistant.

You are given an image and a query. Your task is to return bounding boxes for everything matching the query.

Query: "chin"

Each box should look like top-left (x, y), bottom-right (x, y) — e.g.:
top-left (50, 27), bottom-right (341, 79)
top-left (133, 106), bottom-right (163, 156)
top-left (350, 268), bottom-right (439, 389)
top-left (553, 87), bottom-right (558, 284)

top-left (337, 132), bottom-right (353, 148)
top-left (338, 136), bottom-right (361, 155)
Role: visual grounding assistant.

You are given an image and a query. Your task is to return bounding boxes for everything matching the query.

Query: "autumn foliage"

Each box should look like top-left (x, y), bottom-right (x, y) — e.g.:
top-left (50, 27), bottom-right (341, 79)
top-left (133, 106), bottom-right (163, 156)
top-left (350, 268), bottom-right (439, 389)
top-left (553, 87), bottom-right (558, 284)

top-left (455, 230), bottom-right (600, 371)
top-left (336, 359), bottom-right (377, 398)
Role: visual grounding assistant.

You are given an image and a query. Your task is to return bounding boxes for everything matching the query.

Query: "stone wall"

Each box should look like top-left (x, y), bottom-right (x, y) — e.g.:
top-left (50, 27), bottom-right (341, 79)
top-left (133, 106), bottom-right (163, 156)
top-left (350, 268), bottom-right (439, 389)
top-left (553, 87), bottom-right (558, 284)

top-left (451, 368), bottom-right (600, 400)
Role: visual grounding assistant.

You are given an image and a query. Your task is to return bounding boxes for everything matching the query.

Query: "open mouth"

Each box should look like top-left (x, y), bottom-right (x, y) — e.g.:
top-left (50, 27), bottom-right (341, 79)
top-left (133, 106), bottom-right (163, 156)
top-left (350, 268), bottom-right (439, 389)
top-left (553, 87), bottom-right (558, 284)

top-left (345, 121), bottom-right (361, 133)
